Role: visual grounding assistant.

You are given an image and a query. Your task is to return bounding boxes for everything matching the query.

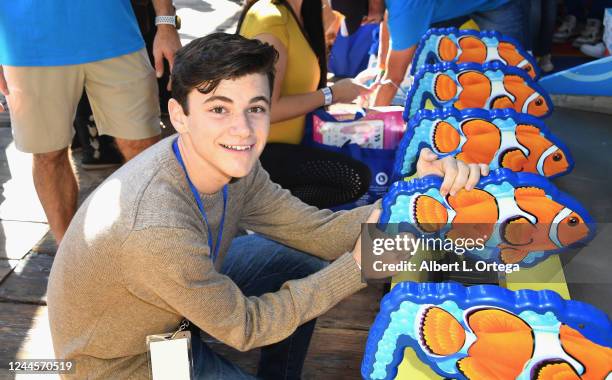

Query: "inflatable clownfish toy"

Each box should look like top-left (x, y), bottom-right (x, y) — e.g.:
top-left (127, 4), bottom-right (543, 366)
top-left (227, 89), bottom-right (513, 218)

top-left (411, 27), bottom-right (540, 80)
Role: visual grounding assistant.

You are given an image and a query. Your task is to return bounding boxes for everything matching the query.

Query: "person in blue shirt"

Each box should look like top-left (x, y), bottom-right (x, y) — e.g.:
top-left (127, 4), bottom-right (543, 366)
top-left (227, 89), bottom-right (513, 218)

top-left (372, 0), bottom-right (526, 106)
top-left (0, 0), bottom-right (181, 244)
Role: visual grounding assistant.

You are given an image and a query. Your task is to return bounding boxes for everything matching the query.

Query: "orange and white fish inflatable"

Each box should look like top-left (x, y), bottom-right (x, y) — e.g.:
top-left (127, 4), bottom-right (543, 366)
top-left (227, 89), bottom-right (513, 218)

top-left (424, 308), bottom-right (612, 380)
top-left (394, 109), bottom-right (573, 179)
top-left (411, 27), bottom-right (540, 79)
top-left (380, 169), bottom-right (594, 266)
top-left (362, 282), bottom-right (612, 380)
top-left (404, 62), bottom-right (553, 119)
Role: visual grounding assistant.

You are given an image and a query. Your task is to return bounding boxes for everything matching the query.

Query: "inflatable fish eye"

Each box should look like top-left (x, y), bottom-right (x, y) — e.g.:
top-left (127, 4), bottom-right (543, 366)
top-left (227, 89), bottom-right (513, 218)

top-left (393, 109), bottom-right (573, 180)
top-left (361, 282), bottom-right (612, 380)
top-left (411, 27), bottom-right (541, 80)
top-left (380, 168), bottom-right (595, 267)
top-left (404, 62), bottom-right (554, 120)
top-left (526, 96), bottom-right (550, 117)
top-left (557, 212), bottom-right (590, 247)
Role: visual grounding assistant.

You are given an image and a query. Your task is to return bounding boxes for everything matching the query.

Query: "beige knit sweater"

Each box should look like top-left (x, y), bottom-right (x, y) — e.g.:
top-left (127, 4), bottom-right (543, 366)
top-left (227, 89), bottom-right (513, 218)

top-left (47, 136), bottom-right (374, 379)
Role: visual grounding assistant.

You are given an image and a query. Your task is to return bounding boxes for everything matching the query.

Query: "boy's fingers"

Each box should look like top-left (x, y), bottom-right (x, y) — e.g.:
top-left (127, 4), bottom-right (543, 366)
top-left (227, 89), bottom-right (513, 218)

top-left (465, 164), bottom-right (481, 190)
top-left (450, 161), bottom-right (470, 196)
top-left (440, 158), bottom-right (457, 196)
top-left (479, 163), bottom-right (490, 176)
top-left (419, 147), bottom-right (437, 162)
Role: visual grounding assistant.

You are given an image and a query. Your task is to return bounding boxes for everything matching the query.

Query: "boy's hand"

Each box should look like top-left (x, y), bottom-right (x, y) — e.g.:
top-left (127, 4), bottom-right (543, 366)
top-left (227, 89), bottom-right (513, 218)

top-left (416, 148), bottom-right (489, 197)
top-left (352, 208), bottom-right (381, 269)
top-left (352, 208), bottom-right (415, 280)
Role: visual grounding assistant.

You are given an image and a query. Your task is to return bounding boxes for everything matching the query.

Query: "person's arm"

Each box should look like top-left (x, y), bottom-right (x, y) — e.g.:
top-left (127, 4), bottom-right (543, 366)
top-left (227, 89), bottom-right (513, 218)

top-left (372, 12), bottom-right (417, 106)
top-left (240, 149), bottom-right (489, 259)
top-left (372, 2), bottom-right (433, 106)
top-left (151, 0), bottom-right (182, 83)
top-left (372, 44), bottom-right (417, 106)
top-left (254, 33), bottom-right (373, 124)
top-left (377, 12), bottom-right (390, 72)
top-left (120, 226), bottom-right (365, 351)
top-left (363, 0), bottom-right (385, 24)
top-left (240, 160), bottom-right (376, 260)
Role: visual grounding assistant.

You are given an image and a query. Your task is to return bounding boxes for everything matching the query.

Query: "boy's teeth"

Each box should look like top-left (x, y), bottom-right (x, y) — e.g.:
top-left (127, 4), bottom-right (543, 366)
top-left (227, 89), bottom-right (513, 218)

top-left (223, 144), bottom-right (251, 151)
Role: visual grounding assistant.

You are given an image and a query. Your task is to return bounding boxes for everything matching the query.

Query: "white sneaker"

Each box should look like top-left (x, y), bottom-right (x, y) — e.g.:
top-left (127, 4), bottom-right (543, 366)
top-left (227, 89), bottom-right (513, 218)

top-left (573, 18), bottom-right (602, 46)
top-left (554, 15), bottom-right (578, 42)
top-left (580, 42), bottom-right (606, 58)
top-left (537, 54), bottom-right (554, 73)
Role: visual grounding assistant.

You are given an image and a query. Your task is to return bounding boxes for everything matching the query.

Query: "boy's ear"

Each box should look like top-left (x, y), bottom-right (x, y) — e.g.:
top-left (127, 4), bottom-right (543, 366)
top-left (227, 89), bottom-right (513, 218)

top-left (168, 98), bottom-right (188, 133)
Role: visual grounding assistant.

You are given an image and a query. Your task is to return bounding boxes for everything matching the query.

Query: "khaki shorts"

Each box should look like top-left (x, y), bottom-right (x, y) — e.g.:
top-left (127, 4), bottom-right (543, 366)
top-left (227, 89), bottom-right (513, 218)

top-left (4, 48), bottom-right (161, 153)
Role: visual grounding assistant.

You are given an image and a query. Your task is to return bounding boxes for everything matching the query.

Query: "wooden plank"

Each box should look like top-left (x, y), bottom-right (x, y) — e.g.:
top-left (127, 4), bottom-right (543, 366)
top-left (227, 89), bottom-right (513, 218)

top-left (551, 95), bottom-right (612, 115)
top-left (318, 284), bottom-right (382, 331)
top-left (304, 327), bottom-right (368, 379)
top-left (0, 303), bottom-right (55, 367)
top-left (205, 327), bottom-right (368, 380)
top-left (0, 221), bottom-right (49, 260)
top-left (0, 369), bottom-right (60, 380)
top-left (0, 259), bottom-right (19, 283)
top-left (30, 233), bottom-right (56, 257)
top-left (0, 254), bottom-right (52, 305)
top-left (0, 302), bottom-right (371, 379)
top-left (201, 284), bottom-right (382, 378)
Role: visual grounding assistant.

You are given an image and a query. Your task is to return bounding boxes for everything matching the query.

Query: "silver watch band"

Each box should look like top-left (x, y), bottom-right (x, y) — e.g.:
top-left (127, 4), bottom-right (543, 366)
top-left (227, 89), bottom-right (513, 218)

top-left (322, 87), bottom-right (333, 106)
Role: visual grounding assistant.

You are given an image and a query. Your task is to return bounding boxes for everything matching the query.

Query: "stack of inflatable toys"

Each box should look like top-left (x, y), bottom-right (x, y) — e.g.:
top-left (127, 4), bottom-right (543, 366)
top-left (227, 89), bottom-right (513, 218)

top-left (360, 28), bottom-right (611, 380)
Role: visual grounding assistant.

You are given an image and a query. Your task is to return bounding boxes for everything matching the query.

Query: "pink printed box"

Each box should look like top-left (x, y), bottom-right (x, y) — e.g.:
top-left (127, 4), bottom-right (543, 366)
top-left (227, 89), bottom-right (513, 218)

top-left (313, 106), bottom-right (406, 150)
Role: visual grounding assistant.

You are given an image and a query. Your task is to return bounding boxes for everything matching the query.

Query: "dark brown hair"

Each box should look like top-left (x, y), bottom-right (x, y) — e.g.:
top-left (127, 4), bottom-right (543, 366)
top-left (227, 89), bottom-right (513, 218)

top-left (171, 32), bottom-right (278, 114)
top-left (237, 0), bottom-right (327, 89)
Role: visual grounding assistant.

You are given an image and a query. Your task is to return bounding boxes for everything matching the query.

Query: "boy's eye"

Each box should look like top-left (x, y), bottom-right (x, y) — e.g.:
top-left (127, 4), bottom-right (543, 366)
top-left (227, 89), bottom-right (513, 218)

top-left (249, 106), bottom-right (267, 113)
top-left (211, 106), bottom-right (226, 114)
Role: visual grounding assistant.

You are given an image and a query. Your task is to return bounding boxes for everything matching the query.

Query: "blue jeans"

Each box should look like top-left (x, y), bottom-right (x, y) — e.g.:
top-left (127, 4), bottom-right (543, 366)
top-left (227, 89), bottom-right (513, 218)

top-left (471, 0), bottom-right (528, 46)
top-left (528, 0), bottom-right (557, 56)
top-left (190, 234), bottom-right (328, 380)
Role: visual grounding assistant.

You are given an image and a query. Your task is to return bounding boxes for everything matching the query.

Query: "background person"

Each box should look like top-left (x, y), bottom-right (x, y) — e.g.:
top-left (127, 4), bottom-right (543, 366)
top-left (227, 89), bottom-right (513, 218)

top-left (0, 0), bottom-right (180, 244)
top-left (372, 0), bottom-right (527, 106)
top-left (238, 0), bottom-right (378, 209)
top-left (73, 0), bottom-right (178, 169)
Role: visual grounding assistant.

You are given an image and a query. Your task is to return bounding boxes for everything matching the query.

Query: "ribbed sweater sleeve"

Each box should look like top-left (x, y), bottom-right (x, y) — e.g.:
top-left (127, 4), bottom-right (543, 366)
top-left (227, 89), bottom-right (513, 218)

top-left (240, 162), bottom-right (377, 260)
top-left (120, 227), bottom-right (365, 352)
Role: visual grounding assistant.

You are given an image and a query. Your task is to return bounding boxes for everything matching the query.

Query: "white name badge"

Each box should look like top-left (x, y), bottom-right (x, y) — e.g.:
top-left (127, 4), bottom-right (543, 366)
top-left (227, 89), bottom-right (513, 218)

top-left (146, 331), bottom-right (193, 380)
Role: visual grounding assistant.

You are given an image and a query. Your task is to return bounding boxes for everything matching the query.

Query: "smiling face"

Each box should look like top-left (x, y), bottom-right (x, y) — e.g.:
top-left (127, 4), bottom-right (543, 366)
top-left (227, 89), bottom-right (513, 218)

top-left (169, 73), bottom-right (270, 191)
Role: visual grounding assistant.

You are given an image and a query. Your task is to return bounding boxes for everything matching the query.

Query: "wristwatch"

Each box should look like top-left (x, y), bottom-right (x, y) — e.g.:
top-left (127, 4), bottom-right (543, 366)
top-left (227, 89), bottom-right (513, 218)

top-left (155, 15), bottom-right (181, 30)
top-left (321, 87), bottom-right (333, 106)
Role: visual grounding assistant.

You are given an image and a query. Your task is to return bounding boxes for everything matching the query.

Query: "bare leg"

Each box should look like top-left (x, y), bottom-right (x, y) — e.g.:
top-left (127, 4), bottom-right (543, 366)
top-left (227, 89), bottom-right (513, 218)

top-left (32, 148), bottom-right (78, 246)
top-left (115, 135), bottom-right (160, 161)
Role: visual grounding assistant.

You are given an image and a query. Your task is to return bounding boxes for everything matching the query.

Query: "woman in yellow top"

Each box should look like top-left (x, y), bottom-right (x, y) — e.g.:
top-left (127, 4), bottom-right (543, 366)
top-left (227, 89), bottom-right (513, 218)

top-left (238, 0), bottom-right (376, 208)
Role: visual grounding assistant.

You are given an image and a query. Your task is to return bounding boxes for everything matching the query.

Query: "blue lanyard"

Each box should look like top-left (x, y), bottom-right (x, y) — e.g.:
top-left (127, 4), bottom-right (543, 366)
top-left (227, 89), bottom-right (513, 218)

top-left (173, 138), bottom-right (228, 264)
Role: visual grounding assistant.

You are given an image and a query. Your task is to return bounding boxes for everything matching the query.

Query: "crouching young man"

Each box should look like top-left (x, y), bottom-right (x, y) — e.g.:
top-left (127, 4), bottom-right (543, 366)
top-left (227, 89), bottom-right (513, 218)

top-left (47, 33), bottom-right (487, 379)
